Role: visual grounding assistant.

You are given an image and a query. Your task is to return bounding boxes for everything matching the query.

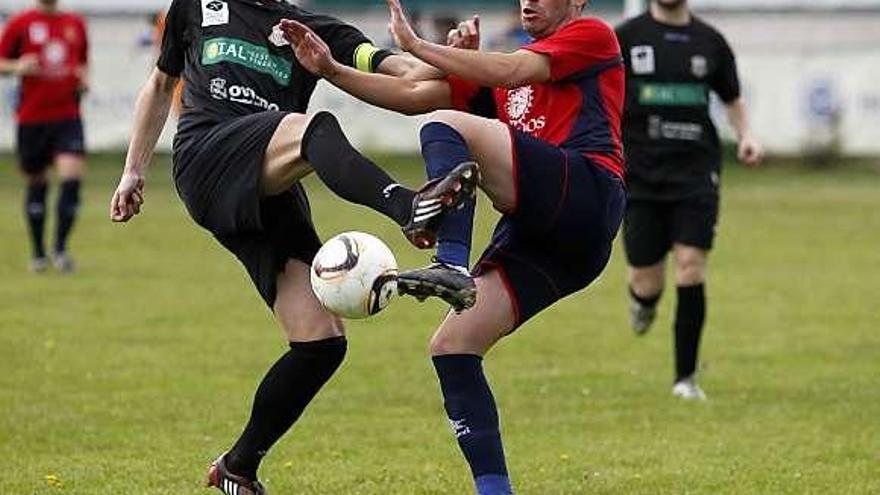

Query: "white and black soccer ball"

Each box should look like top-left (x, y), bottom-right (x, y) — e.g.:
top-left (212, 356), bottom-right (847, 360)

top-left (310, 232), bottom-right (398, 319)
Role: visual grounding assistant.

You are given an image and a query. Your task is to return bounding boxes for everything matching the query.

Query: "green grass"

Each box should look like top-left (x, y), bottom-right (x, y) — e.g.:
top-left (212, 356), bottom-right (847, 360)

top-left (1, 154), bottom-right (878, 494)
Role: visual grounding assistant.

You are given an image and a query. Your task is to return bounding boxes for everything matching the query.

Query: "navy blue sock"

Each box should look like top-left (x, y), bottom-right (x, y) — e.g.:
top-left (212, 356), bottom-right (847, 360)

top-left (433, 354), bottom-right (512, 495)
top-left (25, 182), bottom-right (47, 258)
top-left (55, 179), bottom-right (81, 254)
top-left (420, 123), bottom-right (476, 269)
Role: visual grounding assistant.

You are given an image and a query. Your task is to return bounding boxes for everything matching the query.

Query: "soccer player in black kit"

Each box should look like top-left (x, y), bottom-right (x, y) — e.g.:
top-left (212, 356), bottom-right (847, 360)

top-left (109, 1), bottom-right (476, 494)
top-left (616, 0), bottom-right (762, 400)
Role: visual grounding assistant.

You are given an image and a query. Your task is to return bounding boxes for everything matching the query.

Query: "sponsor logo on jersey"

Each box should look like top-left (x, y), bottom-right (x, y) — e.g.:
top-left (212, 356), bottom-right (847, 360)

top-left (638, 83), bottom-right (708, 106)
top-left (630, 45), bottom-right (655, 75)
top-left (201, 0), bottom-right (230, 27)
top-left (691, 55), bottom-right (708, 79)
top-left (202, 37), bottom-right (293, 86)
top-left (208, 77), bottom-right (280, 111)
top-left (647, 115), bottom-right (704, 141)
top-left (505, 86), bottom-right (546, 133)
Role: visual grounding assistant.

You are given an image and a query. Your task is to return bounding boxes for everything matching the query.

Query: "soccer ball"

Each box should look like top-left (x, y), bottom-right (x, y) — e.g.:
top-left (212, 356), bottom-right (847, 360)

top-left (310, 231), bottom-right (398, 319)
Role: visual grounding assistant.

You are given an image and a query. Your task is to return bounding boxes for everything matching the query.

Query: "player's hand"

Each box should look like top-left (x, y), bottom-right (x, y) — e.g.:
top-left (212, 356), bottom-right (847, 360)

top-left (737, 133), bottom-right (763, 167)
top-left (15, 54), bottom-right (40, 76)
top-left (279, 19), bottom-right (338, 79)
top-left (447, 15), bottom-right (480, 50)
top-left (386, 0), bottom-right (421, 52)
top-left (110, 172), bottom-right (145, 222)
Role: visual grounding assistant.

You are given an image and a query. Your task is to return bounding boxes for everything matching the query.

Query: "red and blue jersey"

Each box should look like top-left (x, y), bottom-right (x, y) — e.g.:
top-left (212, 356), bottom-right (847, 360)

top-left (447, 17), bottom-right (625, 178)
top-left (0, 9), bottom-right (88, 124)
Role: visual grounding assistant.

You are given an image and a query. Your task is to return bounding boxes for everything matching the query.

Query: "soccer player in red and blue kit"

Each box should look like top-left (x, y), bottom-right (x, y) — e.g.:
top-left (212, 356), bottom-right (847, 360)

top-left (284, 0), bottom-right (625, 491)
top-left (0, 0), bottom-right (88, 273)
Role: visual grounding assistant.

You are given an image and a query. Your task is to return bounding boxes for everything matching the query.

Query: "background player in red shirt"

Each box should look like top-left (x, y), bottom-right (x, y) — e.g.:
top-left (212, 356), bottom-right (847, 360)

top-left (0, 0), bottom-right (88, 273)
top-left (283, 0), bottom-right (625, 491)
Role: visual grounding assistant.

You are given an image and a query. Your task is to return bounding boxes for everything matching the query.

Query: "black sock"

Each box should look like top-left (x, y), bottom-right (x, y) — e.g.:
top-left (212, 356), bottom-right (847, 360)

top-left (55, 179), bottom-right (81, 254)
top-left (225, 336), bottom-right (347, 479)
top-left (674, 284), bottom-right (705, 382)
top-left (302, 112), bottom-right (415, 226)
top-left (25, 182), bottom-right (48, 258)
top-left (629, 285), bottom-right (661, 308)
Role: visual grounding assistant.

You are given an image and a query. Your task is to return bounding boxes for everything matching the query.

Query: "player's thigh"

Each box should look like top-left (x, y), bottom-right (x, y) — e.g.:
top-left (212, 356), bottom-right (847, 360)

top-left (274, 259), bottom-right (345, 343)
top-left (430, 269), bottom-right (516, 357)
top-left (16, 124), bottom-right (52, 181)
top-left (50, 119), bottom-right (87, 179)
top-left (426, 110), bottom-right (516, 212)
top-left (624, 199), bottom-right (672, 268)
top-left (672, 244), bottom-right (708, 286)
top-left (262, 113), bottom-right (315, 196)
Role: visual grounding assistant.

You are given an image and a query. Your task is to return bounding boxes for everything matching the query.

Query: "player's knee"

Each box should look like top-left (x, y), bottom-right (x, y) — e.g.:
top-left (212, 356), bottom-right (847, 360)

top-left (675, 256), bottom-right (706, 286)
top-left (630, 265), bottom-right (664, 295)
top-left (280, 309), bottom-right (344, 341)
top-left (425, 110), bottom-right (469, 134)
top-left (429, 330), bottom-right (465, 356)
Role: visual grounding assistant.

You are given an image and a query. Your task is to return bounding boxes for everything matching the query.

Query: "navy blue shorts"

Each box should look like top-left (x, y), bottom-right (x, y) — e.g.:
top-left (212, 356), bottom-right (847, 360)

top-left (473, 129), bottom-right (626, 328)
top-left (16, 119), bottom-right (86, 175)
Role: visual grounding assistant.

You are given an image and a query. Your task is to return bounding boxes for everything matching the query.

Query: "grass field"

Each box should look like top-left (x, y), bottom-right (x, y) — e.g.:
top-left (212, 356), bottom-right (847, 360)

top-left (1, 154), bottom-right (878, 495)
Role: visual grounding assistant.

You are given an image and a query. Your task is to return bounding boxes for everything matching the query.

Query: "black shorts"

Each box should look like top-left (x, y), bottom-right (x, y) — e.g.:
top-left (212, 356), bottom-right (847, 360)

top-left (172, 111), bottom-right (322, 308)
top-left (473, 129), bottom-right (626, 328)
top-left (623, 194), bottom-right (719, 267)
top-left (16, 119), bottom-right (86, 174)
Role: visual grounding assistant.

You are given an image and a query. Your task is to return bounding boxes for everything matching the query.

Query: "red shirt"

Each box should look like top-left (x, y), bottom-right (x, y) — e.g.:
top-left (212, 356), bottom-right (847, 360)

top-left (0, 9), bottom-right (88, 124)
top-left (448, 18), bottom-right (625, 178)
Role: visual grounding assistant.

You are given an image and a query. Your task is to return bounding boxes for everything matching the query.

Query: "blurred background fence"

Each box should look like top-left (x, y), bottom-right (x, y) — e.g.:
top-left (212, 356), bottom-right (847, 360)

top-left (1, 0), bottom-right (879, 155)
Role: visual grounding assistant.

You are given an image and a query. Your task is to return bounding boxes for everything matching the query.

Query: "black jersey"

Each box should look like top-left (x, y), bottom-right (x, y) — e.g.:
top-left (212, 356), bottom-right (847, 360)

top-left (158, 0), bottom-right (389, 137)
top-left (616, 13), bottom-right (740, 200)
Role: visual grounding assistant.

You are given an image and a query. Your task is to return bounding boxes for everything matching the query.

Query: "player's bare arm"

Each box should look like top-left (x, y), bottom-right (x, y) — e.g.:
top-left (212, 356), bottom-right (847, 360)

top-left (386, 0), bottom-right (550, 88)
top-left (0, 53), bottom-right (40, 76)
top-left (726, 97), bottom-right (763, 166)
top-left (282, 20), bottom-right (452, 115)
top-left (110, 68), bottom-right (178, 222)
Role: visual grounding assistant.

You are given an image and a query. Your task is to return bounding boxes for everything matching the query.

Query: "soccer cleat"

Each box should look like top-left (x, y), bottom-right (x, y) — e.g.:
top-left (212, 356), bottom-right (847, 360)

top-left (29, 256), bottom-right (49, 273)
top-left (52, 252), bottom-right (75, 274)
top-left (629, 298), bottom-right (656, 336)
top-left (402, 161), bottom-right (480, 249)
top-left (397, 260), bottom-right (477, 312)
top-left (672, 376), bottom-right (707, 401)
top-left (207, 455), bottom-right (267, 495)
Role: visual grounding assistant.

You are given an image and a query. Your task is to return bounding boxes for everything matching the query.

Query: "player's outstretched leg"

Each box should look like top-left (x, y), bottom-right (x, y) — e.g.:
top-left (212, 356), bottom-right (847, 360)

top-left (208, 261), bottom-right (347, 494)
top-left (398, 112), bottom-right (515, 313)
top-left (23, 176), bottom-right (49, 272)
top-left (430, 270), bottom-right (517, 495)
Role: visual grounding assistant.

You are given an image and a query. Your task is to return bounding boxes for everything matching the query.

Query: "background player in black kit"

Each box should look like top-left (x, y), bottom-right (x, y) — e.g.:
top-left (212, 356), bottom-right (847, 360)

top-left (616, 0), bottom-right (762, 400)
top-left (108, 1), bottom-right (473, 494)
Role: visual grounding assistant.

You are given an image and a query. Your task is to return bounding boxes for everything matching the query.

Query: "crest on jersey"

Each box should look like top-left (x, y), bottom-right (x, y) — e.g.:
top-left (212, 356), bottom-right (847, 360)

top-left (201, 0), bottom-right (229, 27)
top-left (268, 24), bottom-right (290, 47)
top-left (29, 23), bottom-right (49, 44)
top-left (506, 86), bottom-right (534, 122)
top-left (691, 55), bottom-right (708, 78)
top-left (631, 45), bottom-right (655, 75)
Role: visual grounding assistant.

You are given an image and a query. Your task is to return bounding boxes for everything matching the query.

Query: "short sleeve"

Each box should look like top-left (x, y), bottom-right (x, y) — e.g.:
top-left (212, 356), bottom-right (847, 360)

top-left (446, 75), bottom-right (497, 118)
top-left (522, 18), bottom-right (621, 81)
top-left (302, 12), bottom-right (390, 72)
top-left (711, 34), bottom-right (740, 103)
top-left (156, 0), bottom-right (188, 77)
top-left (0, 16), bottom-right (23, 60)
